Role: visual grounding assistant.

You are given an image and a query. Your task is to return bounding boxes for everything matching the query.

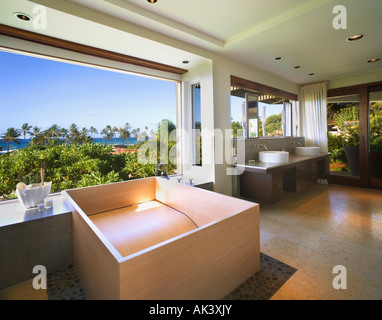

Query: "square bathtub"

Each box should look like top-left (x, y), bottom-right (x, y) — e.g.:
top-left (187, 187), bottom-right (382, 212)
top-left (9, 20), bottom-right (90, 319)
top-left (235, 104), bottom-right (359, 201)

top-left (63, 177), bottom-right (260, 300)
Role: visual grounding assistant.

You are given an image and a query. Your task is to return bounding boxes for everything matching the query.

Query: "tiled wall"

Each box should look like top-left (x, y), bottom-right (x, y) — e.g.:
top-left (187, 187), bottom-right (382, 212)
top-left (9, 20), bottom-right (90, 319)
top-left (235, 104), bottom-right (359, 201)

top-left (233, 136), bottom-right (305, 161)
top-left (0, 212), bottom-right (72, 290)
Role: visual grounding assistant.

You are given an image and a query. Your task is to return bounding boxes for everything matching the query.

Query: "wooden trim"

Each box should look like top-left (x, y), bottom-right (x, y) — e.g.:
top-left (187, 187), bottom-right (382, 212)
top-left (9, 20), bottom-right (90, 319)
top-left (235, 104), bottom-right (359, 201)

top-left (328, 174), bottom-right (363, 187)
top-left (369, 84), bottom-right (382, 93)
top-left (0, 24), bottom-right (188, 75)
top-left (370, 177), bottom-right (382, 188)
top-left (328, 81), bottom-right (382, 97)
top-left (358, 86), bottom-right (369, 187)
top-left (230, 75), bottom-right (298, 101)
top-left (65, 178), bottom-right (156, 216)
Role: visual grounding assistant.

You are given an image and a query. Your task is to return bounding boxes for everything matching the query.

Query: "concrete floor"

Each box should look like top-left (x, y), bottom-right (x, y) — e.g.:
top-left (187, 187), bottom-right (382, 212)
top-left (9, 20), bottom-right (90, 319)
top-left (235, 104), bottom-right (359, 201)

top-left (262, 183), bottom-right (382, 300)
top-left (1, 183), bottom-right (381, 300)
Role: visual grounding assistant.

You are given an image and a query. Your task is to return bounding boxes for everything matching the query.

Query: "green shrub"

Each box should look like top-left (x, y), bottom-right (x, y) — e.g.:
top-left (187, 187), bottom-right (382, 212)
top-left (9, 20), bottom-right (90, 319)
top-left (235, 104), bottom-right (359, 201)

top-left (0, 141), bottom-right (177, 200)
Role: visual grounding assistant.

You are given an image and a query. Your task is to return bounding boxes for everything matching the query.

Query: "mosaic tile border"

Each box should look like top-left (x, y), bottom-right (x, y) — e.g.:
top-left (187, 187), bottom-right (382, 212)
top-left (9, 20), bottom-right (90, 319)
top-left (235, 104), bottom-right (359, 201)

top-left (46, 253), bottom-right (297, 300)
top-left (223, 252), bottom-right (297, 300)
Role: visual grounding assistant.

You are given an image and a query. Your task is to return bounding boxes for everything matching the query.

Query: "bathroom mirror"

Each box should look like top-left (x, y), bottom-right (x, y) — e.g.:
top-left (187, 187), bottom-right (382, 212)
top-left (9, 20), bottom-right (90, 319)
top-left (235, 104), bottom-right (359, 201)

top-left (246, 93), bottom-right (259, 138)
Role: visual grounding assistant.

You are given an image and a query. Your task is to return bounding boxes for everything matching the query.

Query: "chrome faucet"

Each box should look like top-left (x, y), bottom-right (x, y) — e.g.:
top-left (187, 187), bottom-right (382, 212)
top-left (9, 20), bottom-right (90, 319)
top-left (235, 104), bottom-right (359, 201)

top-left (155, 163), bottom-right (169, 179)
top-left (259, 143), bottom-right (268, 150)
top-left (252, 144), bottom-right (268, 151)
top-left (291, 141), bottom-right (302, 146)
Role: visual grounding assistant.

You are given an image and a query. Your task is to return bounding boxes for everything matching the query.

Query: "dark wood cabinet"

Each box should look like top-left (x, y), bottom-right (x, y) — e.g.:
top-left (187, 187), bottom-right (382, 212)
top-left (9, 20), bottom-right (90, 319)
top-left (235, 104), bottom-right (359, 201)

top-left (239, 155), bottom-right (329, 204)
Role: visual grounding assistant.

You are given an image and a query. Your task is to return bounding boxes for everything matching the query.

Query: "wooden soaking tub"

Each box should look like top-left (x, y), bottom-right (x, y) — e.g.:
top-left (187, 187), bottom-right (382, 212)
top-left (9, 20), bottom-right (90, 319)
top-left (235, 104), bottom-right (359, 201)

top-left (63, 177), bottom-right (260, 300)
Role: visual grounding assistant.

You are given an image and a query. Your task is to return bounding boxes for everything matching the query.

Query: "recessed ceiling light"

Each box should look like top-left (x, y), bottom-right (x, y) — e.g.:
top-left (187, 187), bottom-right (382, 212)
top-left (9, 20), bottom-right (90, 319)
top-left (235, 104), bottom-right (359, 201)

top-left (309, 73), bottom-right (315, 76)
top-left (294, 66), bottom-right (301, 69)
top-left (367, 58), bottom-right (380, 63)
top-left (275, 57), bottom-right (282, 61)
top-left (14, 12), bottom-right (32, 21)
top-left (346, 34), bottom-right (364, 42)
top-left (147, 0), bottom-right (157, 3)
top-left (182, 60), bottom-right (189, 64)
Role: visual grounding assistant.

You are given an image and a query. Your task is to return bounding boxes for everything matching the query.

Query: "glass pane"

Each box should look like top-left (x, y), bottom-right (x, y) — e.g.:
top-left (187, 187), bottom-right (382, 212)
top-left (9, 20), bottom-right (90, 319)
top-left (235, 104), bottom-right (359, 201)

top-left (230, 95), bottom-right (246, 138)
top-left (284, 102), bottom-right (292, 136)
top-left (327, 94), bottom-right (360, 177)
top-left (369, 90), bottom-right (382, 179)
top-left (246, 93), bottom-right (258, 138)
top-left (258, 98), bottom-right (286, 137)
top-left (192, 83), bottom-right (202, 166)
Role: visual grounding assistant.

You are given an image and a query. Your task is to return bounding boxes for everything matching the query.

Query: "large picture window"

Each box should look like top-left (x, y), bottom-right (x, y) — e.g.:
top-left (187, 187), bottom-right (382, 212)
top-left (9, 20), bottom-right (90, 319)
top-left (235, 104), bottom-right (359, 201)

top-left (0, 49), bottom-right (179, 200)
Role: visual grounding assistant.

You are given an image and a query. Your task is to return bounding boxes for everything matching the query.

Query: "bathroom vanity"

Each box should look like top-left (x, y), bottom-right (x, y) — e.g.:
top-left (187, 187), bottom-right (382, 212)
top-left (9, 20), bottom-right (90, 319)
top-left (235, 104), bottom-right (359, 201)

top-left (63, 177), bottom-right (260, 300)
top-left (236, 152), bottom-right (330, 203)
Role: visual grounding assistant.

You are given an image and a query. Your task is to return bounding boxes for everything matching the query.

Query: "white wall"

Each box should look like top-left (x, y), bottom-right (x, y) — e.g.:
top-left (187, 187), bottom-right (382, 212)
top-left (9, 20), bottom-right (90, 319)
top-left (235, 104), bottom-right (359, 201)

top-left (210, 55), bottom-right (299, 195)
top-left (328, 69), bottom-right (382, 89)
top-left (181, 61), bottom-right (215, 183)
top-left (180, 54), bottom-right (299, 196)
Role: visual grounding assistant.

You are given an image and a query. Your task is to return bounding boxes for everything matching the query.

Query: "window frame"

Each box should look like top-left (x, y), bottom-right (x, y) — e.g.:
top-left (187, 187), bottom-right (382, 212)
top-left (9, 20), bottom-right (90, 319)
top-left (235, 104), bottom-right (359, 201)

top-left (0, 30), bottom-right (183, 200)
top-left (230, 76), bottom-right (298, 139)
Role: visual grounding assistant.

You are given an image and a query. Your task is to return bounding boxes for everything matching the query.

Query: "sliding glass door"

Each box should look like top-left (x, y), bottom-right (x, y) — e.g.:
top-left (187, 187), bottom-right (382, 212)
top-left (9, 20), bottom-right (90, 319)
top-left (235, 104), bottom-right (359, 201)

top-left (327, 93), bottom-right (360, 178)
top-left (369, 86), bottom-right (382, 188)
top-left (327, 83), bottom-right (382, 189)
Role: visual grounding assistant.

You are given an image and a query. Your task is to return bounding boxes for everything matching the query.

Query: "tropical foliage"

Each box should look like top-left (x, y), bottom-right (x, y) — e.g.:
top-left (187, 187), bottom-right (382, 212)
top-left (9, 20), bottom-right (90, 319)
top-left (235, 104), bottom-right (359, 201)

top-left (0, 120), bottom-right (177, 200)
top-left (327, 101), bottom-right (382, 172)
top-left (1, 128), bottom-right (21, 154)
top-left (230, 113), bottom-right (283, 137)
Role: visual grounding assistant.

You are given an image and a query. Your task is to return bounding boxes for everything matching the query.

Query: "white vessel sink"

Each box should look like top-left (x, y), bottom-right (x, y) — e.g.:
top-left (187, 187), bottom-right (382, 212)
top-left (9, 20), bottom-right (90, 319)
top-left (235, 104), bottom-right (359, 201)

top-left (295, 147), bottom-right (320, 156)
top-left (259, 151), bottom-right (289, 163)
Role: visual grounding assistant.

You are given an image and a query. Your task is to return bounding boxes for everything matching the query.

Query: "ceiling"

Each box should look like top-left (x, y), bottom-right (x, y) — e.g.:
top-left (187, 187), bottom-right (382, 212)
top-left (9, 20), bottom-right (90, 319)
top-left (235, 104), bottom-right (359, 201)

top-left (1, 0), bottom-right (381, 84)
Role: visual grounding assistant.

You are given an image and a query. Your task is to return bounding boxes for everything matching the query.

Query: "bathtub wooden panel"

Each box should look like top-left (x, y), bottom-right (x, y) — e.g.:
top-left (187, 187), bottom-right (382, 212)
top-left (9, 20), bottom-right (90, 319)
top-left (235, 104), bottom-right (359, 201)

top-left (89, 200), bottom-right (197, 258)
top-left (118, 206), bottom-right (260, 300)
top-left (155, 177), bottom-right (256, 227)
top-left (66, 178), bottom-right (156, 216)
top-left (72, 209), bottom-right (120, 300)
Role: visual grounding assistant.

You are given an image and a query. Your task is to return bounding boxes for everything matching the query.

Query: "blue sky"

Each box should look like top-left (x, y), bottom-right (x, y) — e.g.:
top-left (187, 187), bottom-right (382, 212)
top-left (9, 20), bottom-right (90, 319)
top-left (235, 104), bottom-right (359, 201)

top-left (0, 50), bottom-right (177, 137)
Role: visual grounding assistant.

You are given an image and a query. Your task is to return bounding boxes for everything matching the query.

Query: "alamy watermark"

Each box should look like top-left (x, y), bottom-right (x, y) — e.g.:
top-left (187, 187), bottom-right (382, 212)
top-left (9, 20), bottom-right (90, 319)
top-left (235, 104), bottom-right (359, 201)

top-left (332, 5), bottom-right (347, 30)
top-left (332, 265), bottom-right (347, 290)
top-left (136, 124), bottom-right (246, 176)
top-left (32, 265), bottom-right (47, 290)
top-left (20, 4), bottom-right (48, 30)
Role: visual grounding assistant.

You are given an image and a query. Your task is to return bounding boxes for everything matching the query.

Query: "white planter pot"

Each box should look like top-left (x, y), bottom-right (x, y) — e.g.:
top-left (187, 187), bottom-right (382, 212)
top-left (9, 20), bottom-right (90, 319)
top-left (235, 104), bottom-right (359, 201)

top-left (16, 182), bottom-right (52, 209)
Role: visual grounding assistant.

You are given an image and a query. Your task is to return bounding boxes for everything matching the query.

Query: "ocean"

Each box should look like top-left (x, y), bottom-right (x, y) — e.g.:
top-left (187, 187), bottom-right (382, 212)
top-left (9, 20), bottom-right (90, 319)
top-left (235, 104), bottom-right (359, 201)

top-left (0, 137), bottom-right (140, 153)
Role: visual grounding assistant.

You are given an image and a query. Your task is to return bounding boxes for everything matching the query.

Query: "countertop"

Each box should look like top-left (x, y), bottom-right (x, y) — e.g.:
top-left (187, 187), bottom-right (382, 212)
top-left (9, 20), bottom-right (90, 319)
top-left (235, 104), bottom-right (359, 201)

top-left (0, 175), bottom-right (214, 228)
top-left (0, 193), bottom-right (71, 228)
top-left (234, 152), bottom-right (330, 174)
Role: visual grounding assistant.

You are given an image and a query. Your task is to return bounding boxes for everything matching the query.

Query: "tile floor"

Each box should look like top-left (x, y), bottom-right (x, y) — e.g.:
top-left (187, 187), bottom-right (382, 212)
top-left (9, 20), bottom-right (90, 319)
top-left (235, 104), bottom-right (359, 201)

top-left (260, 183), bottom-right (382, 300)
top-left (1, 183), bottom-right (381, 300)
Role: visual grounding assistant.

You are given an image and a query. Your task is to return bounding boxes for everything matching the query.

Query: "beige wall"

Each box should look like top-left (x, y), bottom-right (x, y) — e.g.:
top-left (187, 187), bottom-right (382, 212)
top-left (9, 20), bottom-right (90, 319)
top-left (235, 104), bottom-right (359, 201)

top-left (328, 69), bottom-right (382, 89)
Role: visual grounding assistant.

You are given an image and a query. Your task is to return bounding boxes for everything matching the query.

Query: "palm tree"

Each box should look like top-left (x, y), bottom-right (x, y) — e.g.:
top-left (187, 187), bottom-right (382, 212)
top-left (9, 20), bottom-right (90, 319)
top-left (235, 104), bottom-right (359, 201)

top-left (80, 127), bottom-right (90, 144)
top-left (118, 127), bottom-right (131, 145)
top-left (89, 126), bottom-right (98, 139)
top-left (21, 123), bottom-right (32, 147)
top-left (101, 125), bottom-right (113, 144)
top-left (143, 125), bottom-right (149, 141)
top-left (46, 124), bottom-right (61, 139)
top-left (60, 128), bottom-right (70, 143)
top-left (29, 126), bottom-right (42, 146)
top-left (30, 126), bottom-right (41, 138)
top-left (112, 126), bottom-right (118, 144)
top-left (69, 123), bottom-right (80, 143)
top-left (1, 127), bottom-right (21, 154)
top-left (124, 122), bottom-right (132, 132)
top-left (132, 128), bottom-right (141, 141)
